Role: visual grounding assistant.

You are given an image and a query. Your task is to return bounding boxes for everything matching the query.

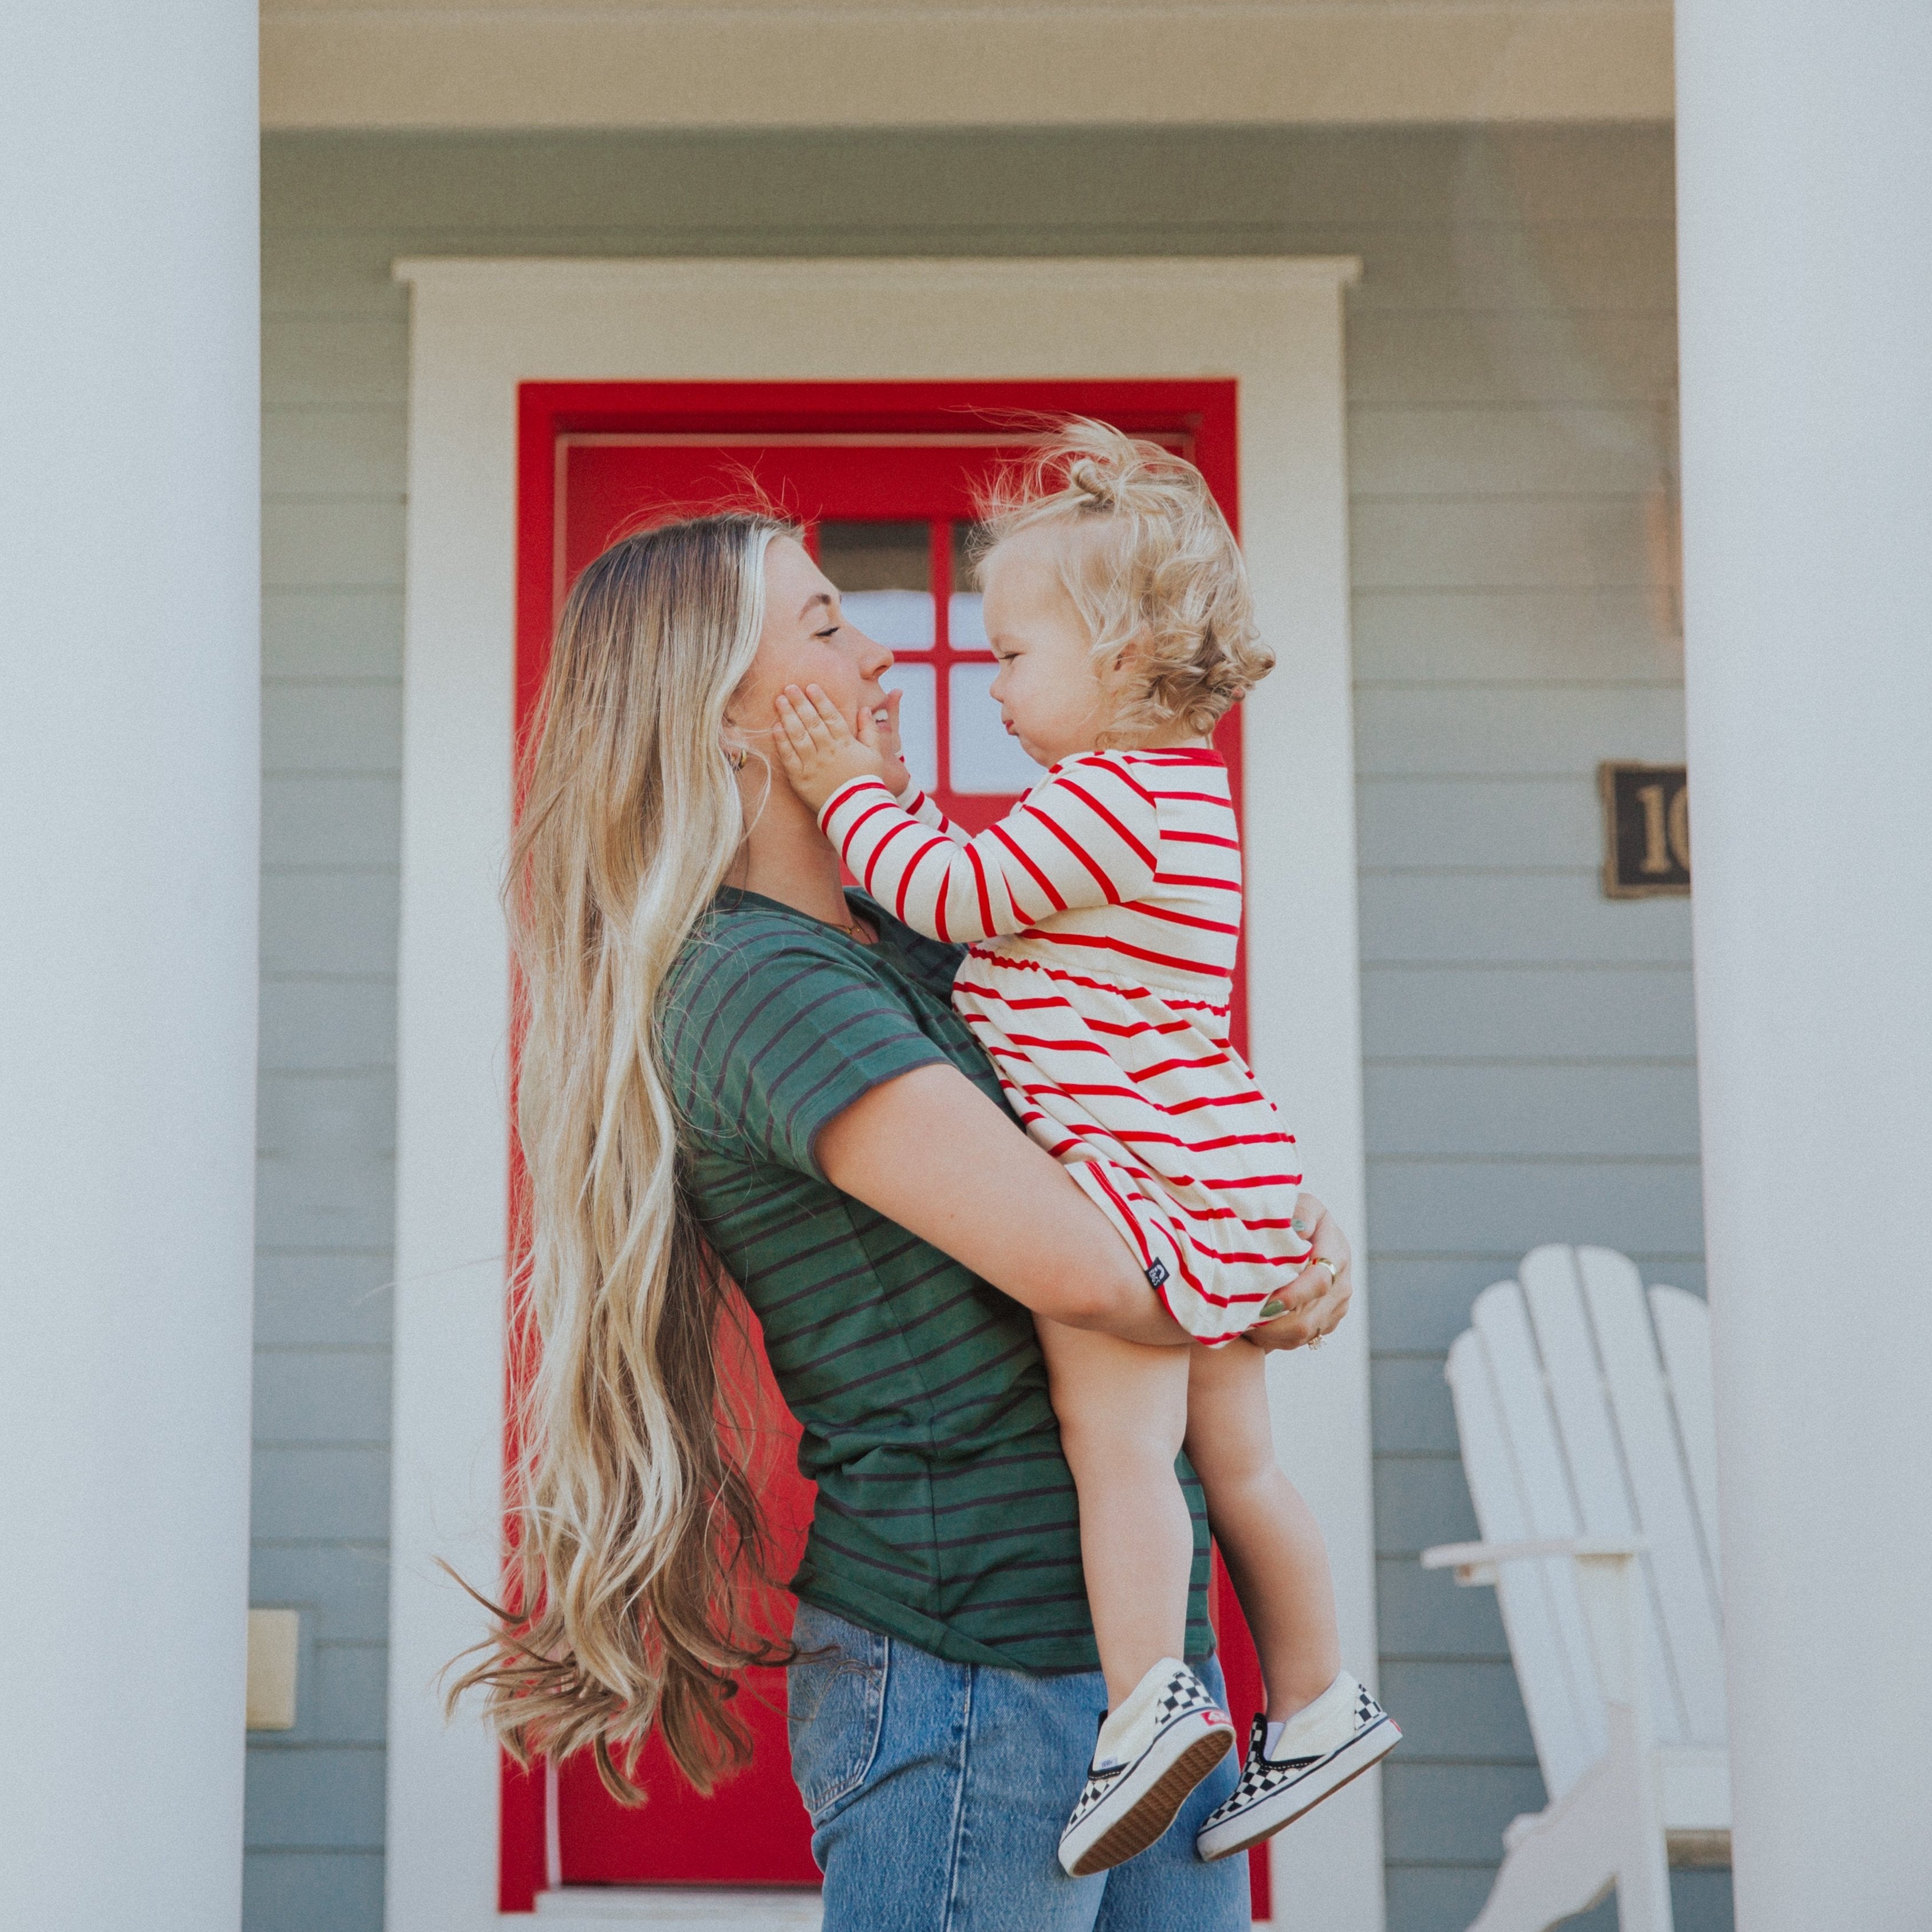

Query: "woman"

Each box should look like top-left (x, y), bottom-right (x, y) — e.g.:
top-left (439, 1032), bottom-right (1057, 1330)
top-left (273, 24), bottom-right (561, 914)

top-left (461, 512), bottom-right (1355, 1930)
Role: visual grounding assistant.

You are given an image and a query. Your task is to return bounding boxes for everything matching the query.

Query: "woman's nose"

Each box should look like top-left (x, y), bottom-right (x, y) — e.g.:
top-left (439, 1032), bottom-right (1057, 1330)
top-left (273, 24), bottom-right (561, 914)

top-left (856, 633), bottom-right (895, 679)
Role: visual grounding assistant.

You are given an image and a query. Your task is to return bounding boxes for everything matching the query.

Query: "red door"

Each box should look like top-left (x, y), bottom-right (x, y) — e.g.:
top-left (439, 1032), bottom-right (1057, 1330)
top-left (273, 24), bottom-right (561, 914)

top-left (506, 383), bottom-right (1269, 1919)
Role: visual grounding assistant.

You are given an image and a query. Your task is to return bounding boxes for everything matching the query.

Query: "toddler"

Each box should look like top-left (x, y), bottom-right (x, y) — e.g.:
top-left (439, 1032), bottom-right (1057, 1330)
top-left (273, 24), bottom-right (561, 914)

top-left (773, 423), bottom-right (1399, 1876)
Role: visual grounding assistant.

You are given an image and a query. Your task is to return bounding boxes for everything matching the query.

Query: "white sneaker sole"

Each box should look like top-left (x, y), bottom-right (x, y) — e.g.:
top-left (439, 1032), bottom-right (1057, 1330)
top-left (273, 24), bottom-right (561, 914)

top-left (1195, 1715), bottom-right (1402, 1863)
top-left (1060, 1709), bottom-right (1235, 1877)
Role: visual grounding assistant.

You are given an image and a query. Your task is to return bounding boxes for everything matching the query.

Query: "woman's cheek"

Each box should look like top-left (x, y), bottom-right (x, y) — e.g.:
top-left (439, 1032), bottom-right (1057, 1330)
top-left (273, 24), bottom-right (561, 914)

top-left (825, 656), bottom-right (874, 723)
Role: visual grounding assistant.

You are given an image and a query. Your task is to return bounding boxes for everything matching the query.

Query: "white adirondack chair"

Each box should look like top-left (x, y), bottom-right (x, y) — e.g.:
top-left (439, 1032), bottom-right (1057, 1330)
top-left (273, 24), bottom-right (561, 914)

top-left (1422, 1245), bottom-right (1730, 1932)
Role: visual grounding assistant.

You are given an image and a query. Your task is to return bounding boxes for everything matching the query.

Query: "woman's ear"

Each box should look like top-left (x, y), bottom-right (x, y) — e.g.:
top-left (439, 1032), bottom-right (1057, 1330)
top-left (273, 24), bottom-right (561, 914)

top-left (720, 684), bottom-right (756, 766)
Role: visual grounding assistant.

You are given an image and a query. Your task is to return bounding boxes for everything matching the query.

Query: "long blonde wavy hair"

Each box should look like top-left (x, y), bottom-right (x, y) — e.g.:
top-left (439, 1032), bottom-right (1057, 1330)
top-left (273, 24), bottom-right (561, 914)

top-left (448, 511), bottom-right (798, 1800)
top-left (974, 418), bottom-right (1273, 746)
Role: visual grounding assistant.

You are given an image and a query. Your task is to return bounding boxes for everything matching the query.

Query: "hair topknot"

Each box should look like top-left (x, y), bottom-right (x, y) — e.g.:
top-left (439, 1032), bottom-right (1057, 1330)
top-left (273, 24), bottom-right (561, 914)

top-left (972, 419), bottom-right (1273, 746)
top-left (1065, 454), bottom-right (1119, 510)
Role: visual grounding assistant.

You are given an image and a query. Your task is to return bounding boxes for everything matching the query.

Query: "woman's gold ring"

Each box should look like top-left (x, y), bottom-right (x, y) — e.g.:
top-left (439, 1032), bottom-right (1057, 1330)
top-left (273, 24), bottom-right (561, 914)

top-left (1310, 1256), bottom-right (1339, 1285)
top-left (1306, 1330), bottom-right (1325, 1349)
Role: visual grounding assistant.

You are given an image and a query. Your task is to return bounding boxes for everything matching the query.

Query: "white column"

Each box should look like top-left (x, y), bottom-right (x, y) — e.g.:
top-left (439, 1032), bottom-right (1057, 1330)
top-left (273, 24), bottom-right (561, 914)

top-left (0, 5), bottom-right (259, 1930)
top-left (1675, 6), bottom-right (1932, 1926)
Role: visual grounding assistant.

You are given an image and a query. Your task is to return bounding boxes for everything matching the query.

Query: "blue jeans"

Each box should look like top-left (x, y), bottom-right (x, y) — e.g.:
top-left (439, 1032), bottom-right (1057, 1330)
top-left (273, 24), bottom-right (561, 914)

top-left (786, 1603), bottom-right (1250, 1932)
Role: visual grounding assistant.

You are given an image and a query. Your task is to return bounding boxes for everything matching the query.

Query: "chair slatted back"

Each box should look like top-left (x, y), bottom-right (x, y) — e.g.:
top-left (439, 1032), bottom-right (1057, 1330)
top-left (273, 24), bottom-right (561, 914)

top-left (1519, 1246), bottom-right (1689, 1745)
top-left (1573, 1249), bottom-right (1726, 1742)
top-left (1447, 1301), bottom-right (1607, 1798)
top-left (1443, 1247), bottom-right (1729, 1804)
top-left (1648, 1283), bottom-right (1723, 1596)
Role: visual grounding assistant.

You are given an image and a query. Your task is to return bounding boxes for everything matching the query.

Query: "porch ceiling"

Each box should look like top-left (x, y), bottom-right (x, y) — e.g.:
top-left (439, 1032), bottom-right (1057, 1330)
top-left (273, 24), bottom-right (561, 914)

top-left (262, 1), bottom-right (1674, 130)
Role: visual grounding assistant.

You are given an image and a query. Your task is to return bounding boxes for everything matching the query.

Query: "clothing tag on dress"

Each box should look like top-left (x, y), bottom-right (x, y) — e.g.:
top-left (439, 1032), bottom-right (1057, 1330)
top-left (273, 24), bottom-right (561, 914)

top-left (1146, 1261), bottom-right (1169, 1289)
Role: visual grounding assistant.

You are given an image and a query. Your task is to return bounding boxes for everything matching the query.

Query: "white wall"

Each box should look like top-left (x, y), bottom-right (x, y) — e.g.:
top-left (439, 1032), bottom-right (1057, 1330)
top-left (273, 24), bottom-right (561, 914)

top-left (1, 1), bottom-right (261, 1927)
top-left (1678, 2), bottom-right (1932, 1925)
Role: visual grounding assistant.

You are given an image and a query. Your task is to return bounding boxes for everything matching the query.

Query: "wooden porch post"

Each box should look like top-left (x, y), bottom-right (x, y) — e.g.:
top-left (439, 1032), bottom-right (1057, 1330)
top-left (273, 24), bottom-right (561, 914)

top-left (0, 2), bottom-right (259, 1926)
top-left (1675, 4), bottom-right (1932, 1925)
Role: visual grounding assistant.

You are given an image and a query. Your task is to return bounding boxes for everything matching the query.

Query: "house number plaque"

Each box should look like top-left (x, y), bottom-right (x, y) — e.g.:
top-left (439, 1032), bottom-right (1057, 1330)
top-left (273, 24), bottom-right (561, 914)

top-left (1599, 761), bottom-right (1689, 898)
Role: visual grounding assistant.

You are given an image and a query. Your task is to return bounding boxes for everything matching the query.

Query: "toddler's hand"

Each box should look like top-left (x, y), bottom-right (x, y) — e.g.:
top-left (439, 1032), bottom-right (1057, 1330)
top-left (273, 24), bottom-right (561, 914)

top-left (775, 684), bottom-right (908, 814)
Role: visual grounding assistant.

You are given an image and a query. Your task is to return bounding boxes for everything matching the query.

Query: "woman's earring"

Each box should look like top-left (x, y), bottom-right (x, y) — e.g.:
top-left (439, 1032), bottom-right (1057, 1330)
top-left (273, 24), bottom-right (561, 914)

top-left (726, 745), bottom-right (748, 772)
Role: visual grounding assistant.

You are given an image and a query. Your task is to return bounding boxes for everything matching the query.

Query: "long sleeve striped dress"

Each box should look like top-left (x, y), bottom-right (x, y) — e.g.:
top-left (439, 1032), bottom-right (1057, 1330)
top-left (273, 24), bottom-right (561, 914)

top-left (820, 747), bottom-right (1311, 1344)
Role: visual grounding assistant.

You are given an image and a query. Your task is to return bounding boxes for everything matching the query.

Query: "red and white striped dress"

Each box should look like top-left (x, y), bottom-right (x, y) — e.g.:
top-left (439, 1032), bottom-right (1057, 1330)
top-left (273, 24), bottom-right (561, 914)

top-left (820, 747), bottom-right (1311, 1344)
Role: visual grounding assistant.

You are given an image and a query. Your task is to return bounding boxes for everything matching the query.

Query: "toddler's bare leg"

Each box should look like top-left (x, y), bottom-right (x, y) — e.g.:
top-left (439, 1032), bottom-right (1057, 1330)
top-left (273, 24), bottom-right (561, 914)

top-left (1036, 1316), bottom-right (1194, 1710)
top-left (1185, 1340), bottom-right (1341, 1718)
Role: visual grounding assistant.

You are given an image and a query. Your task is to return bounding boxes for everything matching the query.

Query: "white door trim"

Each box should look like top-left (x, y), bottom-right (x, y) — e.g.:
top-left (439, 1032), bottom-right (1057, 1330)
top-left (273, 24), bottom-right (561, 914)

top-left (385, 254), bottom-right (1377, 1931)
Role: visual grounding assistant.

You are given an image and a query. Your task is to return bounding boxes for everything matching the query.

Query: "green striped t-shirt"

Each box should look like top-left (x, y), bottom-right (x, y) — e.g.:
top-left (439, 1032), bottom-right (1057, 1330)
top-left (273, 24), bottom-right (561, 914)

top-left (660, 887), bottom-right (1213, 1674)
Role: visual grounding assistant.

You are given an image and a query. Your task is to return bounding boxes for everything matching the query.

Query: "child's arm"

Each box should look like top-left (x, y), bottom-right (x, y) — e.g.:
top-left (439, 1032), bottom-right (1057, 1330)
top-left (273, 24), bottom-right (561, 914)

top-left (897, 784), bottom-right (968, 844)
top-left (774, 683), bottom-right (1158, 943)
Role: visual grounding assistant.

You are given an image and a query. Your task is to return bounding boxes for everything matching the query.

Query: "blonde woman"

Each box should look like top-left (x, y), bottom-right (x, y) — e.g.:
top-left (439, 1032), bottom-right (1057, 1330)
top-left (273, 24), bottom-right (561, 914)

top-left (461, 511), bottom-right (1353, 1930)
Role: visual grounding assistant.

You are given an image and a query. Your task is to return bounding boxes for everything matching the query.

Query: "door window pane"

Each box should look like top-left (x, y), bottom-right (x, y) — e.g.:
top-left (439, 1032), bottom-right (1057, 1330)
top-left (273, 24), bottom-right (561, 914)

top-left (949, 662), bottom-right (1040, 794)
top-left (882, 663), bottom-right (937, 793)
top-left (841, 589), bottom-right (935, 648)
top-left (949, 592), bottom-right (987, 648)
top-left (950, 522), bottom-right (990, 648)
top-left (819, 521), bottom-right (934, 647)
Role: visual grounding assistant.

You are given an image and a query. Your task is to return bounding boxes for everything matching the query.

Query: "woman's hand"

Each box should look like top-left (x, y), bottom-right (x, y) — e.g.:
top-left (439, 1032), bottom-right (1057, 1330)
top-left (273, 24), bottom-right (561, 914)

top-left (774, 683), bottom-right (911, 812)
top-left (1246, 1193), bottom-right (1353, 1354)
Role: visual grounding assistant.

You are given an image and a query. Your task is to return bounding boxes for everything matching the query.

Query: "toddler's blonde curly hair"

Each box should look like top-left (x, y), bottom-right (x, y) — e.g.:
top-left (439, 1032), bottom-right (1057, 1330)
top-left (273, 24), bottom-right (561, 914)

top-left (972, 419), bottom-right (1273, 747)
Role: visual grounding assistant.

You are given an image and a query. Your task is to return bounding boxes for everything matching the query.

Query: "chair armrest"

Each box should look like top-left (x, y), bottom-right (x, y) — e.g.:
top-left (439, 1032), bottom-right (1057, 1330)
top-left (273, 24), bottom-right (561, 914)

top-left (1422, 1536), bottom-right (1644, 1587)
top-left (1424, 1535), bottom-right (1658, 1722)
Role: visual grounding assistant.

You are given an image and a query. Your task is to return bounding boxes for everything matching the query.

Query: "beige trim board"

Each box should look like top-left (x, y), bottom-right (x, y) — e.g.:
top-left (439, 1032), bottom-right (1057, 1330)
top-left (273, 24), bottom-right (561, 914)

top-left (264, 3), bottom-right (1673, 129)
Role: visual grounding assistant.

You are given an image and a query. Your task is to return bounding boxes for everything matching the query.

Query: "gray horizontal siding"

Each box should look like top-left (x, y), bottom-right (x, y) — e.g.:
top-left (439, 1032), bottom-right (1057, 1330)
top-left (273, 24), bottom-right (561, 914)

top-left (253, 146), bottom-right (406, 1925)
top-left (263, 590), bottom-right (403, 679)
top-left (256, 121), bottom-right (1718, 1930)
top-left (1363, 963), bottom-right (1697, 1059)
top-left (1356, 588), bottom-right (1686, 683)
top-left (1347, 314), bottom-right (1679, 406)
top-left (1362, 875), bottom-right (1692, 963)
top-left (1343, 125), bottom-right (1719, 1932)
top-left (1366, 1064), bottom-right (1700, 1157)
top-left (1351, 406), bottom-right (1671, 497)
top-left (1355, 687), bottom-right (1686, 772)
top-left (245, 1853), bottom-right (385, 1931)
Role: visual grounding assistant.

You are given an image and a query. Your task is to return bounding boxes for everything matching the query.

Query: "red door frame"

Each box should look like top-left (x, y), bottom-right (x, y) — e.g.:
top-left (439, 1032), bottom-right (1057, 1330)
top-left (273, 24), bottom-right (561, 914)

top-left (506, 380), bottom-right (1269, 1919)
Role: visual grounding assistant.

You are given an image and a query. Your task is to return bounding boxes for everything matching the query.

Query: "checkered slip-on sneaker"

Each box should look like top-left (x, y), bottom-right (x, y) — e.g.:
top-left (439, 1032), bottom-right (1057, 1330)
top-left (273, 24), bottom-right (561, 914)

top-left (1057, 1660), bottom-right (1236, 1878)
top-left (1195, 1676), bottom-right (1400, 1863)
